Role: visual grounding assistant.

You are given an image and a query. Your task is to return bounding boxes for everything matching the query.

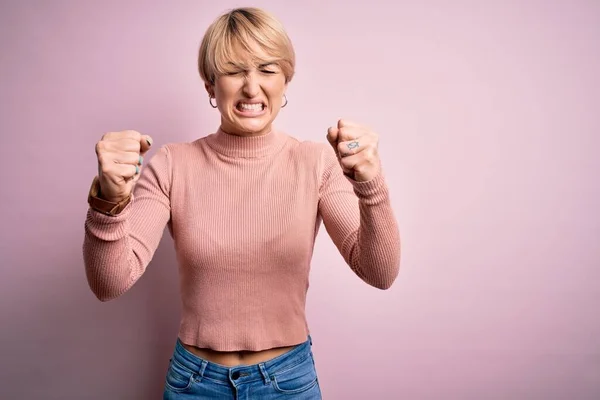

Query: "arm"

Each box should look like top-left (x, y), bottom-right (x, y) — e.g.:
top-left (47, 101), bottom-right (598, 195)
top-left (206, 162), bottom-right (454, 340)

top-left (83, 146), bottom-right (172, 301)
top-left (318, 145), bottom-right (401, 289)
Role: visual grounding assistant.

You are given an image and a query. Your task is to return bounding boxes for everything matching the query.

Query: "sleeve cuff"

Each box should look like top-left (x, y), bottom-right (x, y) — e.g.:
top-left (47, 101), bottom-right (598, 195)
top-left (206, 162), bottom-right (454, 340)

top-left (347, 170), bottom-right (389, 199)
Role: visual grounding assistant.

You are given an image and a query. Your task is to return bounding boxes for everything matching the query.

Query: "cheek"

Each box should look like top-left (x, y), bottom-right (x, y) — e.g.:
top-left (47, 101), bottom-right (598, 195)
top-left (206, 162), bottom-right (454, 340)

top-left (217, 89), bottom-right (235, 102)
top-left (266, 79), bottom-right (287, 98)
top-left (214, 79), bottom-right (241, 101)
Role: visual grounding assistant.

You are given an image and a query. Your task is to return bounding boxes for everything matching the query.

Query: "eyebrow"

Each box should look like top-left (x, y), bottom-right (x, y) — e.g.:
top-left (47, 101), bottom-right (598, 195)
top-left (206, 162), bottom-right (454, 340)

top-left (258, 62), bottom-right (278, 68)
top-left (225, 61), bottom-right (279, 69)
top-left (226, 61), bottom-right (245, 68)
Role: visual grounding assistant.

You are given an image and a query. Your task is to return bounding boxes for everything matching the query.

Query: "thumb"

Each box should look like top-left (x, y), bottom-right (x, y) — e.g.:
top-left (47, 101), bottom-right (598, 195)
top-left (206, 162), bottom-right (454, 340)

top-left (326, 126), bottom-right (339, 148)
top-left (140, 135), bottom-right (153, 155)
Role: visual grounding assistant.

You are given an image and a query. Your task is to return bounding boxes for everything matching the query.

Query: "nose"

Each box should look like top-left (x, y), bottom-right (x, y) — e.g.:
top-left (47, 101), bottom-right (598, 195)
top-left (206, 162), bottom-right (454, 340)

top-left (242, 71), bottom-right (260, 98)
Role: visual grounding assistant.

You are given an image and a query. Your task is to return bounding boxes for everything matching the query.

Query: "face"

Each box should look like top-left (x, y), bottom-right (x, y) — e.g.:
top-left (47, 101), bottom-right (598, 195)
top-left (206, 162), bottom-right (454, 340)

top-left (206, 44), bottom-right (288, 137)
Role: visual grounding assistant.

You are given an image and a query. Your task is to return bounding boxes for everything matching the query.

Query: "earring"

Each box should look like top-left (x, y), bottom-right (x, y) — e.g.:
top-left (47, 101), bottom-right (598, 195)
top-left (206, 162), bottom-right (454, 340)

top-left (209, 96), bottom-right (217, 108)
top-left (282, 94), bottom-right (288, 108)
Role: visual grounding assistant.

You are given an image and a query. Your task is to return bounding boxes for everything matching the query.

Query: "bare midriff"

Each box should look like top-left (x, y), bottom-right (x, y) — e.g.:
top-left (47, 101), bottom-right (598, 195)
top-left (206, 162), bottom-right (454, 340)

top-left (181, 343), bottom-right (298, 367)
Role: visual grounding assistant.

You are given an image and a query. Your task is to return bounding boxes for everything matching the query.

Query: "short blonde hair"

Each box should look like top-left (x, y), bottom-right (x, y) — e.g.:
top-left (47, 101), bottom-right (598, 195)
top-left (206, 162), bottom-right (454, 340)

top-left (198, 7), bottom-right (296, 85)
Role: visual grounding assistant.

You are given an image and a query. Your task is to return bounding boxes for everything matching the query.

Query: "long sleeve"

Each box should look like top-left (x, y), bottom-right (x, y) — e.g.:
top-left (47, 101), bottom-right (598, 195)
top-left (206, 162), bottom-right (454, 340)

top-left (83, 146), bottom-right (172, 301)
top-left (317, 145), bottom-right (401, 289)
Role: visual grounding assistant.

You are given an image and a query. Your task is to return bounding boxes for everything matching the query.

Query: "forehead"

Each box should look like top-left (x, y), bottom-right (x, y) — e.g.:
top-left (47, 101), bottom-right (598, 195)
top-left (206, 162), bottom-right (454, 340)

top-left (227, 39), bottom-right (279, 67)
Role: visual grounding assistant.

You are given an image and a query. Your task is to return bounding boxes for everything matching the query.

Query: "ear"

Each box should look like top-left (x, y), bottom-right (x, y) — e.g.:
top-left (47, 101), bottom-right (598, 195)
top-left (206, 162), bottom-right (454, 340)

top-left (205, 82), bottom-right (214, 97)
top-left (282, 82), bottom-right (288, 99)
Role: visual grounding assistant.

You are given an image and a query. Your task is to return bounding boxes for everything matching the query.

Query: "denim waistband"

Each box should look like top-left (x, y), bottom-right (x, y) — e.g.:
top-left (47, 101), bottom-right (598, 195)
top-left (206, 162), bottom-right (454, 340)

top-left (171, 336), bottom-right (313, 386)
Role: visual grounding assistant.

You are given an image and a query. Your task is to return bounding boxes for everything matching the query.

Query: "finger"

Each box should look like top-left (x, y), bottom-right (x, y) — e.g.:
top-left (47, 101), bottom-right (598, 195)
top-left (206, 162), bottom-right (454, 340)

top-left (339, 152), bottom-right (366, 173)
top-left (337, 138), bottom-right (368, 157)
top-left (140, 135), bottom-right (153, 155)
top-left (111, 151), bottom-right (143, 166)
top-left (102, 130), bottom-right (142, 142)
top-left (103, 138), bottom-right (142, 153)
top-left (337, 125), bottom-right (364, 142)
top-left (327, 126), bottom-right (342, 160)
top-left (326, 126), bottom-right (339, 147)
top-left (110, 163), bottom-right (140, 181)
top-left (339, 153), bottom-right (360, 176)
top-left (101, 158), bottom-right (139, 176)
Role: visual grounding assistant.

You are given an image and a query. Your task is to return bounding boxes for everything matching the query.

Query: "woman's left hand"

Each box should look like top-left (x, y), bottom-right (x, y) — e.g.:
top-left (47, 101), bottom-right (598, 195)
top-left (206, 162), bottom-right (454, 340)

top-left (327, 119), bottom-right (381, 182)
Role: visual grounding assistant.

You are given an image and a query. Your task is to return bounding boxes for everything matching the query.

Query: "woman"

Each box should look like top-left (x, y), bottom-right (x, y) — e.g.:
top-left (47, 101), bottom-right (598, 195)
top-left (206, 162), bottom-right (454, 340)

top-left (84, 7), bottom-right (400, 399)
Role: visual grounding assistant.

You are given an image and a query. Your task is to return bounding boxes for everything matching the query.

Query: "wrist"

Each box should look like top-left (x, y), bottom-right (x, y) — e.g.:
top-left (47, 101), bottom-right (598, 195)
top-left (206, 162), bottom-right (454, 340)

top-left (88, 176), bottom-right (131, 216)
top-left (96, 182), bottom-right (127, 204)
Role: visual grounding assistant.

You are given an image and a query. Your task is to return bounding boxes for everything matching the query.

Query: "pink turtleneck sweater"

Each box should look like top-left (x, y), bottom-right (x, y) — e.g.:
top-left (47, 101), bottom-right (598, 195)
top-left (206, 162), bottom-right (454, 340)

top-left (83, 128), bottom-right (400, 351)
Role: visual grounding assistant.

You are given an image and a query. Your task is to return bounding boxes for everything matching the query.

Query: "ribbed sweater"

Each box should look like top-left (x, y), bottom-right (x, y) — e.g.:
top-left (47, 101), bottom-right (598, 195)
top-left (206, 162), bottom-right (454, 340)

top-left (83, 127), bottom-right (400, 351)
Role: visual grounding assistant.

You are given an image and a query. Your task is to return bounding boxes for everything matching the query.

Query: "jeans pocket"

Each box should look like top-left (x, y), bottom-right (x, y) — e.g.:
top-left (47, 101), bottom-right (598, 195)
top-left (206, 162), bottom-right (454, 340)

top-left (271, 354), bottom-right (319, 394)
top-left (164, 358), bottom-right (195, 393)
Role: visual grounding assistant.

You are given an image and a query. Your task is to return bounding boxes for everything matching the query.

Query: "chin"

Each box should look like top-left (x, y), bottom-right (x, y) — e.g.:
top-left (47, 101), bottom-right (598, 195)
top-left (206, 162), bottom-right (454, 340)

top-left (235, 119), bottom-right (271, 135)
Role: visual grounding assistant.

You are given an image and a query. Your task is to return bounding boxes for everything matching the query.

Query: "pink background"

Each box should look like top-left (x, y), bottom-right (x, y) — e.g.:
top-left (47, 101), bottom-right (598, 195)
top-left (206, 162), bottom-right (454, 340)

top-left (1, 1), bottom-right (599, 399)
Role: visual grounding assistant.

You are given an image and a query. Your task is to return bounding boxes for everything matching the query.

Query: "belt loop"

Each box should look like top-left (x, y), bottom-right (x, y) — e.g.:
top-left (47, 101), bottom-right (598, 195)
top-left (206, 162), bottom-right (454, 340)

top-left (309, 334), bottom-right (313, 346)
top-left (197, 360), bottom-right (208, 382)
top-left (258, 363), bottom-right (271, 384)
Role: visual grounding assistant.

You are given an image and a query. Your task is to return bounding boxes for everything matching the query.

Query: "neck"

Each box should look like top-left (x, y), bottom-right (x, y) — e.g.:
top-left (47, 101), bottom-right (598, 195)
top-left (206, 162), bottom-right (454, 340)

top-left (205, 125), bottom-right (286, 159)
top-left (219, 121), bottom-right (273, 138)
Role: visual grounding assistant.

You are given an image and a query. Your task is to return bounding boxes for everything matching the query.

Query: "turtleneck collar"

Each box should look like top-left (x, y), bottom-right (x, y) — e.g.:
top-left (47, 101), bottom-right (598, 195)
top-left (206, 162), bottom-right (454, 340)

top-left (205, 127), bottom-right (286, 158)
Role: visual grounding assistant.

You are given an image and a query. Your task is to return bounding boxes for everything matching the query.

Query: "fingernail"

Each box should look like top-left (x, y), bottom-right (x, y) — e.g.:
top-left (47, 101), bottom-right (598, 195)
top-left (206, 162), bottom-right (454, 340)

top-left (139, 155), bottom-right (143, 165)
top-left (146, 137), bottom-right (153, 146)
top-left (135, 165), bottom-right (140, 174)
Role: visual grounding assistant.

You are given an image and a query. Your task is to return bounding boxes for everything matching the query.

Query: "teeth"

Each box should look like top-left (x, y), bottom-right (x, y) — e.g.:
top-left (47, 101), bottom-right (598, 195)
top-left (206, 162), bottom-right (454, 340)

top-left (239, 103), bottom-right (263, 111)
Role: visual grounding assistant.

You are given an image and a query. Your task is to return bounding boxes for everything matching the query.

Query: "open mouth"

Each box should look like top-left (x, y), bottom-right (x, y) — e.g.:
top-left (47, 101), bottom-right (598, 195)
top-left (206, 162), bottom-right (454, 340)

top-left (236, 102), bottom-right (265, 112)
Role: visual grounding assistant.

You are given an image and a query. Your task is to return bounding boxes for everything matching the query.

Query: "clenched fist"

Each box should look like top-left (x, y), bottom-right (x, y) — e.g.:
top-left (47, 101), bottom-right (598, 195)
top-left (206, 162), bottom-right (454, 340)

top-left (327, 119), bottom-right (381, 182)
top-left (95, 130), bottom-right (153, 203)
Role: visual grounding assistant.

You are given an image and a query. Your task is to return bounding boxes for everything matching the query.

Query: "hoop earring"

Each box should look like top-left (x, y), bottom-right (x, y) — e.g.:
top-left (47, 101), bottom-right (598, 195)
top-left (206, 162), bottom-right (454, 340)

top-left (209, 96), bottom-right (217, 109)
top-left (282, 94), bottom-right (288, 108)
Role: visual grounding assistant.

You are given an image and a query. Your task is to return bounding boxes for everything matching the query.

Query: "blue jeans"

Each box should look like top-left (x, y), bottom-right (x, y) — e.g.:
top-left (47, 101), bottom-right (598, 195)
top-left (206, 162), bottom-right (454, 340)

top-left (163, 336), bottom-right (322, 399)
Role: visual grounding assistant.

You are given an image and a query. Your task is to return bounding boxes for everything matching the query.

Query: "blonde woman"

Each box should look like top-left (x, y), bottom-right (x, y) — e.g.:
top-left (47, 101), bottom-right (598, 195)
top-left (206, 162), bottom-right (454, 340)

top-left (84, 7), bottom-right (400, 399)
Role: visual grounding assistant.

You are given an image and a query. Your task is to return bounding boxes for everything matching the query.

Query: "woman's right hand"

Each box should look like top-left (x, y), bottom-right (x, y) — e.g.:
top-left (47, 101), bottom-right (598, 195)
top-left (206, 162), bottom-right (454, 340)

top-left (95, 130), bottom-right (153, 203)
